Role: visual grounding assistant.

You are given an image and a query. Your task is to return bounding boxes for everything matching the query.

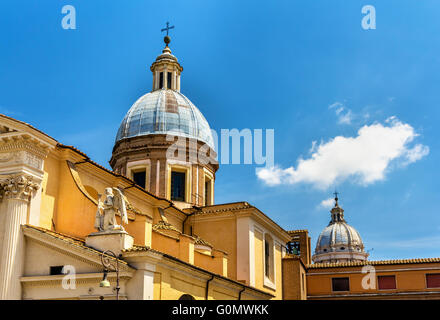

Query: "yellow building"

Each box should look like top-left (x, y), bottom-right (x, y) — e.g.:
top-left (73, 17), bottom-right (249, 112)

top-left (1, 33), bottom-right (439, 301)
top-left (0, 35), bottom-right (289, 300)
top-left (282, 197), bottom-right (440, 300)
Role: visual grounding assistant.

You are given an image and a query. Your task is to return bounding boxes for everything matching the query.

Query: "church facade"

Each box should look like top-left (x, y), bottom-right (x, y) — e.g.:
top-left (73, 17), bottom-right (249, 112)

top-left (0, 35), bottom-right (439, 300)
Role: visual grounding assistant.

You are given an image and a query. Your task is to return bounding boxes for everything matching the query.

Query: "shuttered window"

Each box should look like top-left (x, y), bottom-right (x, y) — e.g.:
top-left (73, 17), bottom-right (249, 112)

top-left (378, 275), bottom-right (396, 290)
top-left (332, 277), bottom-right (349, 291)
top-left (426, 274), bottom-right (440, 288)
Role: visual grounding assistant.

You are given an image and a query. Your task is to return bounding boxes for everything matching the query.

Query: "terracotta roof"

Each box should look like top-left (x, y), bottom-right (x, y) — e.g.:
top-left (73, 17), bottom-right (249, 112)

top-left (152, 221), bottom-right (214, 248)
top-left (287, 230), bottom-right (308, 234)
top-left (308, 257), bottom-right (440, 269)
top-left (187, 202), bottom-right (290, 240)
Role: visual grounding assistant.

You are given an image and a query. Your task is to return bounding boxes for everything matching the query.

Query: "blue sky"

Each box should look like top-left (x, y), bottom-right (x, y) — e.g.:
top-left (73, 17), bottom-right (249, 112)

top-left (1, 0), bottom-right (439, 260)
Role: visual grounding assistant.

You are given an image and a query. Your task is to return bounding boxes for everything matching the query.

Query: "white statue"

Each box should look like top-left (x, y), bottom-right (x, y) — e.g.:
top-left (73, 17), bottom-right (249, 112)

top-left (94, 187), bottom-right (129, 232)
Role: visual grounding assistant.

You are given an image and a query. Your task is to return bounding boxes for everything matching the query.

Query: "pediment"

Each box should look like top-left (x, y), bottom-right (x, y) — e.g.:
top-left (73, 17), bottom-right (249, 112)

top-left (0, 114), bottom-right (57, 149)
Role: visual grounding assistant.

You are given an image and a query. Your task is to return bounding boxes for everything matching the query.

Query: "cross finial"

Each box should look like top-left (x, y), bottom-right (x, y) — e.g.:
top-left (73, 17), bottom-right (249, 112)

top-left (333, 190), bottom-right (339, 199)
top-left (161, 21), bottom-right (175, 36)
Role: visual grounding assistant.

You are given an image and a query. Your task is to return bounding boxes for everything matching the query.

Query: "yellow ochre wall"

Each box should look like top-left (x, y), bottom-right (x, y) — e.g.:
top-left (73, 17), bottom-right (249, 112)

top-left (274, 246), bottom-right (283, 299)
top-left (39, 154), bottom-right (60, 230)
top-left (282, 257), bottom-right (307, 300)
top-left (152, 264), bottom-right (261, 300)
top-left (192, 217), bottom-right (238, 280)
top-left (254, 230), bottom-right (264, 289)
top-left (307, 263), bottom-right (440, 299)
top-left (38, 150), bottom-right (153, 246)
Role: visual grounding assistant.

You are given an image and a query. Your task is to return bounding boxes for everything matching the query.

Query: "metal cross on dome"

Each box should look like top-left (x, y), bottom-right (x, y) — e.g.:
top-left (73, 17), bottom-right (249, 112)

top-left (161, 22), bottom-right (175, 36)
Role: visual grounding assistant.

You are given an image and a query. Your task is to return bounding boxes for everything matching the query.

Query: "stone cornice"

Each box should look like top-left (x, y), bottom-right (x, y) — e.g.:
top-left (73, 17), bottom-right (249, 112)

top-left (0, 134), bottom-right (51, 159)
top-left (21, 272), bottom-right (132, 287)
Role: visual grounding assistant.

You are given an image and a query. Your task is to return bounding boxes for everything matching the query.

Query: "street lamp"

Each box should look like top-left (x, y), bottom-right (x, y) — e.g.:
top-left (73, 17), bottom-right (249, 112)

top-left (99, 250), bottom-right (120, 300)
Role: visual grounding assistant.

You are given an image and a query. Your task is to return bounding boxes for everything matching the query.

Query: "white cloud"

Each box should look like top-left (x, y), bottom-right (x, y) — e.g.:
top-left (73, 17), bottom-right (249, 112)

top-left (319, 198), bottom-right (335, 209)
top-left (309, 140), bottom-right (317, 153)
top-left (256, 117), bottom-right (429, 189)
top-left (404, 144), bottom-right (429, 164)
top-left (329, 102), bottom-right (353, 125)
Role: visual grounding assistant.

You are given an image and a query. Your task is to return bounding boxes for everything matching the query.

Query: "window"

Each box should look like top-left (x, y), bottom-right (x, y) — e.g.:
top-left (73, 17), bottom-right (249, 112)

top-left (159, 72), bottom-right (164, 88)
top-left (332, 277), bottom-right (349, 292)
top-left (426, 274), bottom-right (440, 288)
top-left (264, 235), bottom-right (274, 283)
top-left (132, 170), bottom-right (146, 189)
top-left (50, 266), bottom-right (64, 275)
top-left (167, 72), bottom-right (172, 89)
top-left (127, 162), bottom-right (150, 192)
top-left (171, 171), bottom-right (186, 201)
top-left (179, 294), bottom-right (195, 300)
top-left (378, 275), bottom-right (396, 290)
top-left (286, 241), bottom-right (300, 255)
top-left (204, 175), bottom-right (212, 206)
top-left (264, 240), bottom-right (270, 277)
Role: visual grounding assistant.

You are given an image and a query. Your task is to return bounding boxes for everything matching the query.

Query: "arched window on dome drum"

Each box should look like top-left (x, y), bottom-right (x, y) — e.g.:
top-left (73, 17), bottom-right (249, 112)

top-left (171, 171), bottom-right (186, 202)
top-left (133, 170), bottom-right (146, 189)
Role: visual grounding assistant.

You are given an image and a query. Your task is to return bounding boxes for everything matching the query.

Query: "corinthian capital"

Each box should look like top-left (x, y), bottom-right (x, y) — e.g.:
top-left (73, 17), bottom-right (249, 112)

top-left (0, 175), bottom-right (40, 201)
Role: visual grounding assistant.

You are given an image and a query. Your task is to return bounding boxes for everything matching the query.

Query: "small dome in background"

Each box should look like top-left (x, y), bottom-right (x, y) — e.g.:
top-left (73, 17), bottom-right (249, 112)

top-left (313, 195), bottom-right (368, 264)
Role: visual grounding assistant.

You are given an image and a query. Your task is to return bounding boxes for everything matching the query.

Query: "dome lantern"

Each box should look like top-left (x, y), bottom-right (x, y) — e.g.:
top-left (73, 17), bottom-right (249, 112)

top-left (150, 23), bottom-right (183, 92)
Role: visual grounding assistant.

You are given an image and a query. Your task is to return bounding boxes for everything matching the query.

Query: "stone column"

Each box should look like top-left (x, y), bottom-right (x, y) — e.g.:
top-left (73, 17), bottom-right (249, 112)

top-left (163, 67), bottom-right (168, 89)
top-left (0, 175), bottom-right (39, 300)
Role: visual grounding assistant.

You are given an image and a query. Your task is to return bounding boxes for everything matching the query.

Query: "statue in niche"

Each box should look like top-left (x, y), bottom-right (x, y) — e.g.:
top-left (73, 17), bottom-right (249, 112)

top-left (94, 187), bottom-right (128, 232)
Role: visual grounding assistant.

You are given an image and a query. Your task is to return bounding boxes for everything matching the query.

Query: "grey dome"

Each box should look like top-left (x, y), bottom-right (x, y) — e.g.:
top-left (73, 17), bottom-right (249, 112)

top-left (116, 88), bottom-right (215, 149)
top-left (316, 222), bottom-right (364, 253)
top-left (312, 198), bottom-right (368, 264)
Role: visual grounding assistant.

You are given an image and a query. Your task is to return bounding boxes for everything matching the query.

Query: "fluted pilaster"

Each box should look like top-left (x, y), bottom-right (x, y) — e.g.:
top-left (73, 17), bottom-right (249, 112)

top-left (0, 175), bottom-right (39, 300)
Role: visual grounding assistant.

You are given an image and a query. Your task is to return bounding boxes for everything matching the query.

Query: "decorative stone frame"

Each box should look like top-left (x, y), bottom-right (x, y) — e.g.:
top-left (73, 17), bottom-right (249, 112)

top-left (166, 163), bottom-right (191, 203)
top-left (126, 160), bottom-right (151, 191)
top-left (263, 233), bottom-right (276, 289)
top-left (203, 168), bottom-right (214, 206)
